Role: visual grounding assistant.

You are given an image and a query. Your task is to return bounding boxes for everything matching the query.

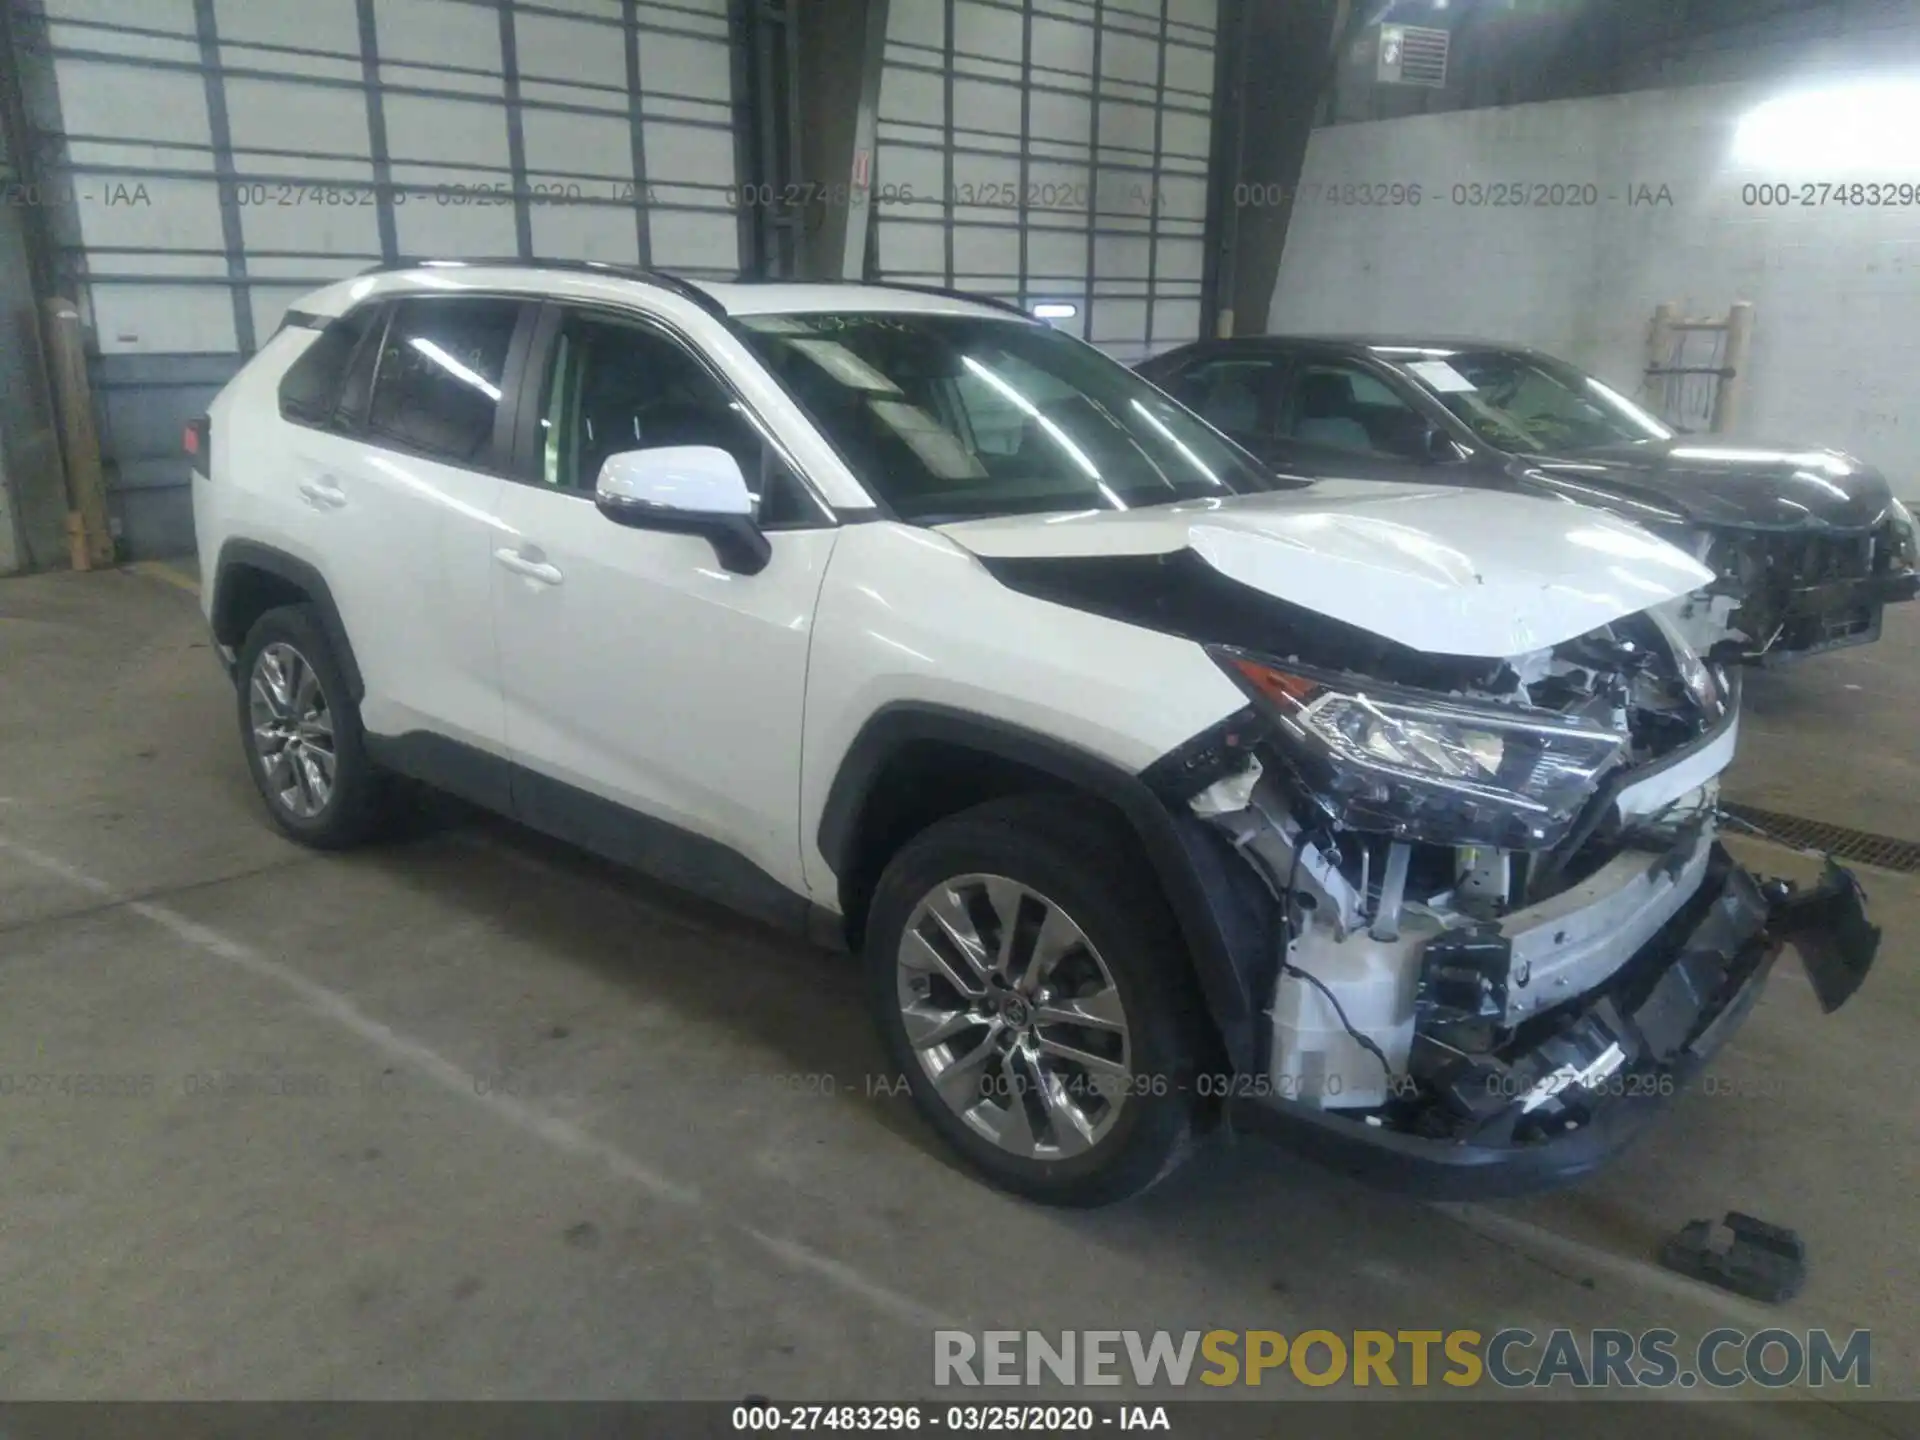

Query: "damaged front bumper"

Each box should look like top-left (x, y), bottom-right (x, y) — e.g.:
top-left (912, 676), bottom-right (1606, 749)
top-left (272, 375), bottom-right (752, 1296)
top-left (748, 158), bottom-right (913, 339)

top-left (1228, 844), bottom-right (1879, 1199)
top-left (1729, 564), bottom-right (1920, 665)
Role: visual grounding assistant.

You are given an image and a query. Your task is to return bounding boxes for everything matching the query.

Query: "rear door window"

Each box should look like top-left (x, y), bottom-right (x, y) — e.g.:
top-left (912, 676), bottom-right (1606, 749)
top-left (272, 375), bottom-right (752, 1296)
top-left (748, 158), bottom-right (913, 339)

top-left (365, 298), bottom-right (523, 466)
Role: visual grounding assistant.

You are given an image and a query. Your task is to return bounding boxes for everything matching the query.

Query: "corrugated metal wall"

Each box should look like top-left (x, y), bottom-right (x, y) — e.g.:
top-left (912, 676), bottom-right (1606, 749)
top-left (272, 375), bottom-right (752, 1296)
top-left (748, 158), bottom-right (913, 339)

top-left (873, 0), bottom-right (1219, 361)
top-left (17, 0), bottom-right (748, 557)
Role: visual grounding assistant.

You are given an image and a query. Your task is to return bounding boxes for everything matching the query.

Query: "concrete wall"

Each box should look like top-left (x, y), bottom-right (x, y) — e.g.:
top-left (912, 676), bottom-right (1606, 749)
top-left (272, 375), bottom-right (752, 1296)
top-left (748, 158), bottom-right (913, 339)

top-left (1269, 78), bottom-right (1920, 497)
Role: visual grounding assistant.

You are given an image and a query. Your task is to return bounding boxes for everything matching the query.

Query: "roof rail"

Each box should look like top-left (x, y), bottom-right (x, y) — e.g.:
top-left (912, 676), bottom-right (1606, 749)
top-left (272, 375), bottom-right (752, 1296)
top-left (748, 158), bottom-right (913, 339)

top-left (865, 282), bottom-right (1032, 317)
top-left (353, 257), bottom-right (728, 320)
top-left (721, 274), bottom-right (1033, 318)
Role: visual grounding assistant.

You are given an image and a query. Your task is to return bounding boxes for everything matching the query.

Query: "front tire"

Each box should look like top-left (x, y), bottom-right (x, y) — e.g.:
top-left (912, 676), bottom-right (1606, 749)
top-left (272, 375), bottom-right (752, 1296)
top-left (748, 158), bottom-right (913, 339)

top-left (865, 796), bottom-right (1206, 1206)
top-left (236, 604), bottom-right (386, 849)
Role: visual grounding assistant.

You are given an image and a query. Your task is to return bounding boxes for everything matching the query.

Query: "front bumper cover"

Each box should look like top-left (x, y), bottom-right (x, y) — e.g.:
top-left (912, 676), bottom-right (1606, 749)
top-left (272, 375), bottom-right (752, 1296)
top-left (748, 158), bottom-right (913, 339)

top-left (1737, 567), bottom-right (1920, 665)
top-left (1229, 844), bottom-right (1879, 1199)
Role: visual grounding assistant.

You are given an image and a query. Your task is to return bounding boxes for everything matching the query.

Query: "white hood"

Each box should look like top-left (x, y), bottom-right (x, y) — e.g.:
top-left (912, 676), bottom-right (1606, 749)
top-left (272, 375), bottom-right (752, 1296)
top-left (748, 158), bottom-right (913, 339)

top-left (936, 481), bottom-right (1714, 659)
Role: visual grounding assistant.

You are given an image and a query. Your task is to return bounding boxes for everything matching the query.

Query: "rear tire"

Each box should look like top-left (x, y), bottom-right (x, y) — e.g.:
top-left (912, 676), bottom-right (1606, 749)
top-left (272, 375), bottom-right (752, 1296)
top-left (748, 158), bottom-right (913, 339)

top-left (236, 604), bottom-right (387, 849)
top-left (865, 795), bottom-right (1206, 1206)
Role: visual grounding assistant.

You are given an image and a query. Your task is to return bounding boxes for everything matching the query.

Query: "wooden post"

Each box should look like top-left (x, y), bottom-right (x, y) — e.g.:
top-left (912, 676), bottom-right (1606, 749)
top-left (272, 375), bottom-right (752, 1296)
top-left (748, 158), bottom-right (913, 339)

top-left (1712, 300), bottom-right (1755, 436)
top-left (40, 298), bottom-right (114, 570)
top-left (1643, 300), bottom-right (1678, 413)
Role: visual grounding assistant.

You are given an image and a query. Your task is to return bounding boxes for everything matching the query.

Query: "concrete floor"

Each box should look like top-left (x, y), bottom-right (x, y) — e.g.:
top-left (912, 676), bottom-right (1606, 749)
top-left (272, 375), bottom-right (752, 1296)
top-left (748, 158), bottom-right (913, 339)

top-left (0, 565), bottom-right (1914, 1423)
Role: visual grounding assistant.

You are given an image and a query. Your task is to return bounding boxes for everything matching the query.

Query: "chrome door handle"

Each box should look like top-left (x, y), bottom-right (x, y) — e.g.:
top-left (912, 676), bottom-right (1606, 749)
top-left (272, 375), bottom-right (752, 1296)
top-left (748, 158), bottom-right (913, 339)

top-left (298, 479), bottom-right (347, 510)
top-left (493, 547), bottom-right (564, 586)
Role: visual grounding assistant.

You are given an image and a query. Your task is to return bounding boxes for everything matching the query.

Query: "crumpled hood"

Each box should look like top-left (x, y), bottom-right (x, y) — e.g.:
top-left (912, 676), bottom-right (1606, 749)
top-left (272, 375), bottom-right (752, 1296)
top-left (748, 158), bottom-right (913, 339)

top-left (1515, 440), bottom-right (1896, 532)
top-left (936, 481), bottom-right (1713, 659)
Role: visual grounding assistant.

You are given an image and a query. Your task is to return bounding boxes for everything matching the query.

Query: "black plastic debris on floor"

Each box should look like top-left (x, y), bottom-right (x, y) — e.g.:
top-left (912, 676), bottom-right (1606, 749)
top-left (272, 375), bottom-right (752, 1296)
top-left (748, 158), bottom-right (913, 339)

top-left (1659, 1211), bottom-right (1806, 1303)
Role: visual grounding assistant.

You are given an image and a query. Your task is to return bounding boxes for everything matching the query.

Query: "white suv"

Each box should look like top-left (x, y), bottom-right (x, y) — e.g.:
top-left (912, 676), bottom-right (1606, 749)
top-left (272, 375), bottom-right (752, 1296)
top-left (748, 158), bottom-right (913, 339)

top-left (191, 261), bottom-right (1877, 1205)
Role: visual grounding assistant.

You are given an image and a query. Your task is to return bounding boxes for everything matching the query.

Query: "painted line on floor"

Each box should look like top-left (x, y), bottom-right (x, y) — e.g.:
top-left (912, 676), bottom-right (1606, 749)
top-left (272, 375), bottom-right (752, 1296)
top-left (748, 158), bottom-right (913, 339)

top-left (1432, 1202), bottom-right (1810, 1333)
top-left (127, 560), bottom-right (201, 596)
top-left (0, 831), bottom-right (959, 1334)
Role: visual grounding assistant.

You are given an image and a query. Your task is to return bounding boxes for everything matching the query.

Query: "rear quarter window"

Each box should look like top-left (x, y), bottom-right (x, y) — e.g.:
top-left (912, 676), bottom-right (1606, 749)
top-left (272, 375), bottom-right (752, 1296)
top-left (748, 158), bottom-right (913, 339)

top-left (277, 307), bottom-right (381, 426)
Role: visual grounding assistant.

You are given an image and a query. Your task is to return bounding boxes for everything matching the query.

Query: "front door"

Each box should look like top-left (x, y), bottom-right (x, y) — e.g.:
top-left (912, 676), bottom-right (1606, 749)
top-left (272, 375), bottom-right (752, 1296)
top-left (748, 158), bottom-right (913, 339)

top-left (489, 305), bottom-right (836, 906)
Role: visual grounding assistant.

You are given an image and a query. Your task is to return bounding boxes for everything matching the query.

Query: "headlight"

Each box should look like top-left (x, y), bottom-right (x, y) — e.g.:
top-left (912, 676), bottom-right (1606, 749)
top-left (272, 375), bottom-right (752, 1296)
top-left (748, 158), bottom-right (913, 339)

top-left (1888, 497), bottom-right (1918, 569)
top-left (1213, 650), bottom-right (1627, 849)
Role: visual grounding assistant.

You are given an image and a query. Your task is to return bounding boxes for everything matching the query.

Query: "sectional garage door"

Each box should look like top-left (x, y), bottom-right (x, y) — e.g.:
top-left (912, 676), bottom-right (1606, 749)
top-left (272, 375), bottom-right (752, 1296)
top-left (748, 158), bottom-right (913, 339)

top-left (873, 0), bottom-right (1219, 362)
top-left (21, 0), bottom-right (746, 553)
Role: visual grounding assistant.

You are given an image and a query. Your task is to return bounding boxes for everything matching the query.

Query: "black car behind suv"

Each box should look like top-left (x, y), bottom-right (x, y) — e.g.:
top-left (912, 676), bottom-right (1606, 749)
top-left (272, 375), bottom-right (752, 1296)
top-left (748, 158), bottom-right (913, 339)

top-left (1138, 336), bottom-right (1919, 665)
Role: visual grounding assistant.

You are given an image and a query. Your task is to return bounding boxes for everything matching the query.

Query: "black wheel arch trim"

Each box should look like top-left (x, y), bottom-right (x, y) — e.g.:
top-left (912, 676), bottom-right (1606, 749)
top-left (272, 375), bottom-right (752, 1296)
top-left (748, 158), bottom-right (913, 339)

top-left (211, 540), bottom-right (365, 702)
top-left (817, 703), bottom-right (1269, 1071)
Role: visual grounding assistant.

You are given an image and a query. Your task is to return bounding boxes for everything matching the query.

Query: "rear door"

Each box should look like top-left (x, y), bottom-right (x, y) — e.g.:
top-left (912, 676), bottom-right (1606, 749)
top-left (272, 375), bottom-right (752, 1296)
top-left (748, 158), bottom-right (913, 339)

top-left (304, 295), bottom-right (534, 768)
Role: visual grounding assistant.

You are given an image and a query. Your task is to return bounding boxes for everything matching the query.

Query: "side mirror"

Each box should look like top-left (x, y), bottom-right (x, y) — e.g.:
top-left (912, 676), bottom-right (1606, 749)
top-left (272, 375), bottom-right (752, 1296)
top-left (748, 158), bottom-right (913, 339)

top-left (594, 445), bottom-right (771, 576)
top-left (1422, 425), bottom-right (1465, 463)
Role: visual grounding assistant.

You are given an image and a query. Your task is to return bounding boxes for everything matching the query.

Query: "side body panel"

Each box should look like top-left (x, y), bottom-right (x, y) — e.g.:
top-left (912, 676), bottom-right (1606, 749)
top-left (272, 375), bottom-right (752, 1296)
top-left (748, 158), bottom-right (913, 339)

top-left (490, 480), bottom-right (837, 900)
top-left (797, 521), bottom-right (1249, 904)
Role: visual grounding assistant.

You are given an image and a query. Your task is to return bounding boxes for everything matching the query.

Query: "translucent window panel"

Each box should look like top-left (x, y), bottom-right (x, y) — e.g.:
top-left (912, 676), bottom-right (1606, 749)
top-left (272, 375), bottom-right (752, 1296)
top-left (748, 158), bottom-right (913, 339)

top-left (42, 0), bottom-right (194, 30)
top-left (646, 210), bottom-right (739, 276)
top-left (393, 192), bottom-right (520, 256)
top-left (382, 95), bottom-right (513, 169)
top-left (76, 177), bottom-right (227, 251)
top-left (636, 32), bottom-right (733, 101)
top-left (1028, 89), bottom-right (1093, 149)
top-left (51, 60), bottom-right (210, 145)
top-left (876, 145), bottom-right (947, 207)
top-left (878, 220), bottom-right (950, 274)
top-left (530, 206), bottom-right (643, 266)
top-left (955, 1), bottom-right (1025, 58)
top-left (952, 225), bottom-right (1021, 275)
top-left (223, 79), bottom-right (372, 160)
top-left (214, 0), bottom-right (360, 55)
top-left (879, 65), bottom-right (946, 124)
top-left (954, 78), bottom-right (1025, 138)
top-left (1031, 17), bottom-right (1096, 76)
top-left (1164, 39), bottom-right (1216, 97)
top-left (374, 0), bottom-right (502, 71)
top-left (1155, 172), bottom-right (1210, 223)
top-left (238, 191), bottom-right (383, 258)
top-left (1100, 30), bottom-right (1161, 87)
top-left (639, 122), bottom-right (732, 189)
top-left (520, 110), bottom-right (635, 180)
top-left (1154, 237), bottom-right (1206, 284)
top-left (515, 12), bottom-right (627, 90)
top-left (887, 1), bottom-right (944, 46)
top-left (1026, 228), bottom-right (1089, 281)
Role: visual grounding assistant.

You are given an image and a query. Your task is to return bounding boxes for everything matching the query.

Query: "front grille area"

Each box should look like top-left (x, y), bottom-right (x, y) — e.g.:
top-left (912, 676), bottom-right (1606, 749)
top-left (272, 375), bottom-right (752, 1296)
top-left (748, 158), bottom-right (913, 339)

top-left (1761, 530), bottom-right (1876, 586)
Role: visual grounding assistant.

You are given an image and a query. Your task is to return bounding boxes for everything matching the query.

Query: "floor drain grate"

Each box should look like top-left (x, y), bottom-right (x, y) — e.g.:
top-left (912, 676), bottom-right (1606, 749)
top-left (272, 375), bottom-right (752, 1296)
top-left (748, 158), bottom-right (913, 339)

top-left (1721, 803), bottom-right (1920, 874)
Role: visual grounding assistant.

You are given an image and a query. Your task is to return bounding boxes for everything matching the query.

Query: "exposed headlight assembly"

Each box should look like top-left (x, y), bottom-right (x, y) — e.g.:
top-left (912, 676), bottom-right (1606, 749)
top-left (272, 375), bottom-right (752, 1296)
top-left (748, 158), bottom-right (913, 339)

top-left (1212, 649), bottom-right (1628, 850)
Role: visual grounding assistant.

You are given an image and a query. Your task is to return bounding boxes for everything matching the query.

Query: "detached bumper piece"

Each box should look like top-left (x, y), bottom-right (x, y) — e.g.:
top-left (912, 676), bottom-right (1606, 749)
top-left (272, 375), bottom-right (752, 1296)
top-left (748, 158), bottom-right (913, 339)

top-left (1660, 1211), bottom-right (1807, 1304)
top-left (1231, 845), bottom-right (1879, 1199)
top-left (1762, 860), bottom-right (1880, 1012)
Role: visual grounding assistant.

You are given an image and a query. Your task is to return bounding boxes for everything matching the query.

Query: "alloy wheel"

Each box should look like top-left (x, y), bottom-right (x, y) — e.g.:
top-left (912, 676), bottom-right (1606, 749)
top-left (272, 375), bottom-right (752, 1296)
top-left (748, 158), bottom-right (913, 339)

top-left (248, 641), bottom-right (336, 819)
top-left (896, 873), bottom-right (1133, 1159)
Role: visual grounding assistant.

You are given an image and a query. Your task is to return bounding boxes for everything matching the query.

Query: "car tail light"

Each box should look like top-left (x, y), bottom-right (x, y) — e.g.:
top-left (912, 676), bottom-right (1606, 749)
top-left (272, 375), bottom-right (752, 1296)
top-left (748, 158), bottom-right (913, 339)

top-left (184, 416), bottom-right (211, 475)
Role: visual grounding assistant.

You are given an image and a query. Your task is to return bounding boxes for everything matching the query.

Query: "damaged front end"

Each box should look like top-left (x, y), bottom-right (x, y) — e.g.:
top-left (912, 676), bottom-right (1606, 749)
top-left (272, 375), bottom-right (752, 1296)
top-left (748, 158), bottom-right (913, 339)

top-left (1154, 613), bottom-right (1881, 1198)
top-left (1666, 500), bottom-right (1920, 665)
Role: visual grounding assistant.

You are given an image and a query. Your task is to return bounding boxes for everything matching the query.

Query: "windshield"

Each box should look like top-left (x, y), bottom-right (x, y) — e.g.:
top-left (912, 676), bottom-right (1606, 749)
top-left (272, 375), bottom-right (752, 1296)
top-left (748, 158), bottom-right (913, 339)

top-left (735, 312), bottom-right (1285, 521)
top-left (1387, 348), bottom-right (1673, 453)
